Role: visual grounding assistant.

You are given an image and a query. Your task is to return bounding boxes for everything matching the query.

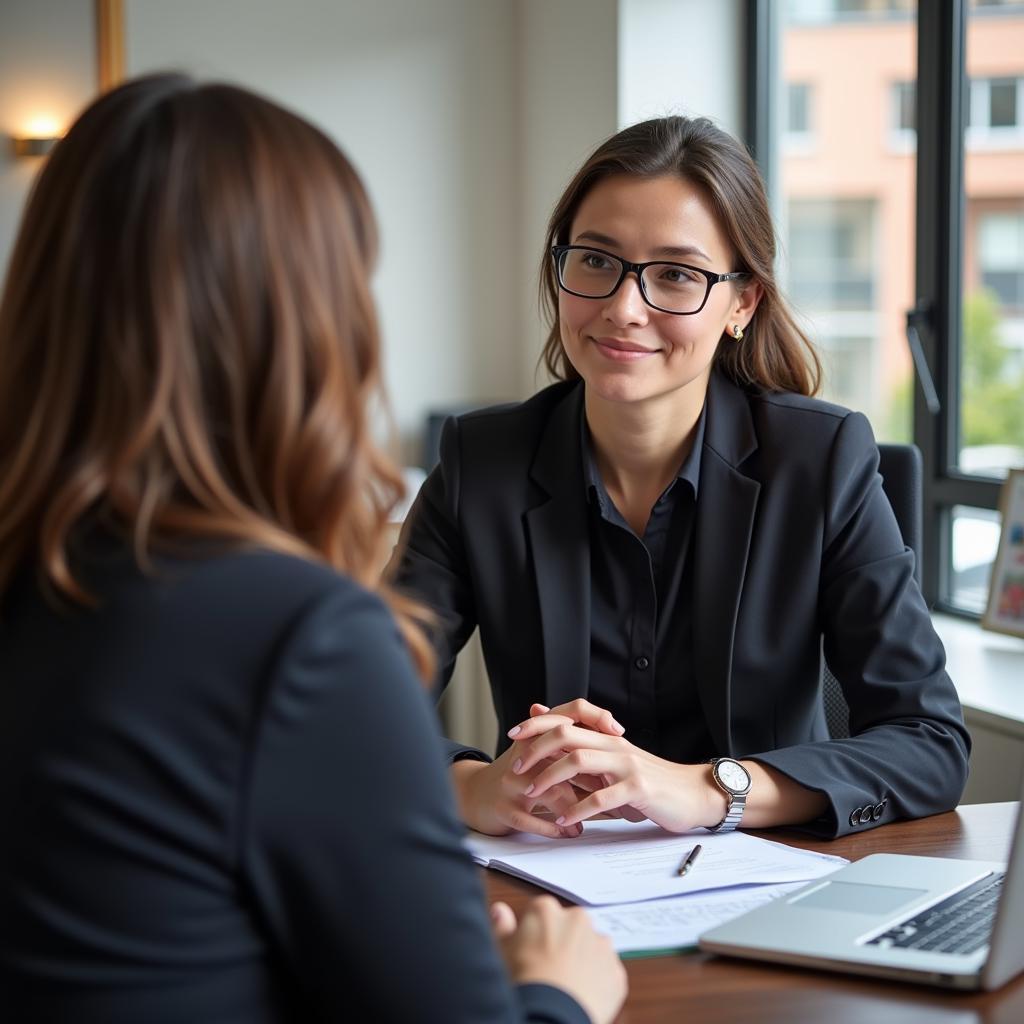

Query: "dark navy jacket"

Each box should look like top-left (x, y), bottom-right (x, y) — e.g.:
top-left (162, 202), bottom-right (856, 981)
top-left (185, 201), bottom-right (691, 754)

top-left (0, 543), bottom-right (587, 1024)
top-left (395, 372), bottom-right (971, 838)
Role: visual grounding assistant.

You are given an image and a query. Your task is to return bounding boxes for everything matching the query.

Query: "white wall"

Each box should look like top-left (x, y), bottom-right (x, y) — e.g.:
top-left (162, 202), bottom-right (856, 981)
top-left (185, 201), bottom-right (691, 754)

top-left (126, 0), bottom-right (748, 449)
top-left (0, 1), bottom-right (749, 462)
top-left (515, 0), bottom-right (620, 389)
top-left (519, 0), bottom-right (747, 389)
top-left (0, 0), bottom-right (96, 282)
top-left (619, 0), bottom-right (746, 136)
top-left (126, 0), bottom-right (523, 462)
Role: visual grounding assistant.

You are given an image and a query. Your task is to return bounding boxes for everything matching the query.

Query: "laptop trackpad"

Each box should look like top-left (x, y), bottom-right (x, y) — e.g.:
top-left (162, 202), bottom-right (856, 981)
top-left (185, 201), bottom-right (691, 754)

top-left (790, 881), bottom-right (929, 915)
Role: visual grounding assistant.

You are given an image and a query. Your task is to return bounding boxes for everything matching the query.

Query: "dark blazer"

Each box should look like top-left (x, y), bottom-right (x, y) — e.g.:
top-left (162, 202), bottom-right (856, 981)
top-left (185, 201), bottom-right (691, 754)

top-left (395, 371), bottom-right (971, 838)
top-left (0, 542), bottom-right (587, 1024)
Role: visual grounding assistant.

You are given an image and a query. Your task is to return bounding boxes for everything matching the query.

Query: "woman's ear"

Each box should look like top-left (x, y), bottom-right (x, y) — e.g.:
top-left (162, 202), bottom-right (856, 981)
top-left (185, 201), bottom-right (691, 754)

top-left (731, 278), bottom-right (764, 331)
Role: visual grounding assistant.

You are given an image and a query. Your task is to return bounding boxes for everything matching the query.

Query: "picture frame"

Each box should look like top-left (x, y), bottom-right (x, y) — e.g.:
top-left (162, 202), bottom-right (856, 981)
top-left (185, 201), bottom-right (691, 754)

top-left (96, 0), bottom-right (125, 94)
top-left (982, 469), bottom-right (1024, 639)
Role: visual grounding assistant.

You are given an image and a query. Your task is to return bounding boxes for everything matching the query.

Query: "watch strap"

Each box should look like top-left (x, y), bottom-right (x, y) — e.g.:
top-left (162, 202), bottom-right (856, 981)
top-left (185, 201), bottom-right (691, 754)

top-left (707, 791), bottom-right (747, 833)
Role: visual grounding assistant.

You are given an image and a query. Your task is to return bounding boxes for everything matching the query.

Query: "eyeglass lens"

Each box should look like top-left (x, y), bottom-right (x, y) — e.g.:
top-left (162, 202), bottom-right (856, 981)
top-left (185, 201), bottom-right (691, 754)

top-left (557, 248), bottom-right (708, 313)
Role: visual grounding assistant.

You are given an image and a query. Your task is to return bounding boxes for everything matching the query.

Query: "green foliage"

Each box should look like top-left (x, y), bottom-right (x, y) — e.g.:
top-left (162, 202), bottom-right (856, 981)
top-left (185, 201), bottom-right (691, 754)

top-left (961, 290), bottom-right (1024, 450)
top-left (880, 373), bottom-right (912, 444)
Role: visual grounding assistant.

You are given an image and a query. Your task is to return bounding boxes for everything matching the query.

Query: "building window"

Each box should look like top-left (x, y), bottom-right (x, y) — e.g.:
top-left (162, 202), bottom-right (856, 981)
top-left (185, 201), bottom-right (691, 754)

top-left (971, 1), bottom-right (1024, 12)
top-left (787, 199), bottom-right (877, 311)
top-left (783, 82), bottom-right (814, 151)
top-left (990, 77), bottom-right (1019, 125)
top-left (892, 80), bottom-right (915, 131)
top-left (978, 211), bottom-right (1024, 309)
top-left (752, 1), bottom-right (1024, 615)
top-left (967, 77), bottom-right (1024, 141)
top-left (785, 82), bottom-right (812, 135)
top-left (787, 0), bottom-right (914, 23)
top-left (818, 335), bottom-right (876, 412)
top-left (764, 2), bottom-right (914, 444)
top-left (890, 80), bottom-right (916, 148)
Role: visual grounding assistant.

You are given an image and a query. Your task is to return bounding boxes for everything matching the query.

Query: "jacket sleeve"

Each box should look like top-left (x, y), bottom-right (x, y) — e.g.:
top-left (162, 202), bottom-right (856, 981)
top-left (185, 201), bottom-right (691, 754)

top-left (749, 411), bottom-right (971, 838)
top-left (391, 416), bottom-right (492, 763)
top-left (238, 582), bottom-right (588, 1024)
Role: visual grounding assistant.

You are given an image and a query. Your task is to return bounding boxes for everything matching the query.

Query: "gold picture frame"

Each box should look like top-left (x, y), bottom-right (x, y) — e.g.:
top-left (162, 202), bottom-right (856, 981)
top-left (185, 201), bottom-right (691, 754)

top-left (96, 0), bottom-right (125, 93)
top-left (982, 469), bottom-right (1024, 639)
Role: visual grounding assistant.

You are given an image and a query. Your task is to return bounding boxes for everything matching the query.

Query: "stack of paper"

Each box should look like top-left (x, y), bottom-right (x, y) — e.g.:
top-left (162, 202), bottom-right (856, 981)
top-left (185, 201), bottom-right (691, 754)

top-left (465, 820), bottom-right (847, 955)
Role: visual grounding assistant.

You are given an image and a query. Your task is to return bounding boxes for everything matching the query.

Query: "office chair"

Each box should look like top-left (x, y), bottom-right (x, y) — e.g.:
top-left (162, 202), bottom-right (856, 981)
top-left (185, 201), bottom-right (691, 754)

top-left (822, 443), bottom-right (923, 739)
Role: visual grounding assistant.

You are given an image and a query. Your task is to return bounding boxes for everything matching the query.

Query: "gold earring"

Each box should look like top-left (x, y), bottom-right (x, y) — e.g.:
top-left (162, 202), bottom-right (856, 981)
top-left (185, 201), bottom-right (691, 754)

top-left (731, 324), bottom-right (744, 341)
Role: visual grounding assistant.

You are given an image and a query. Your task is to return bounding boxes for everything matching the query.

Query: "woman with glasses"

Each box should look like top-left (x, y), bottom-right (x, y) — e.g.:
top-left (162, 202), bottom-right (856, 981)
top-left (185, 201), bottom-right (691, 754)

top-left (0, 75), bottom-right (627, 1024)
top-left (395, 116), bottom-right (969, 843)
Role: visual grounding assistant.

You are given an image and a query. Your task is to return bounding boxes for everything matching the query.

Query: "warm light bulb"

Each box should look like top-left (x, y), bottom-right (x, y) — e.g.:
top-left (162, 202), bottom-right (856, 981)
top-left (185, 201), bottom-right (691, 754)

top-left (24, 115), bottom-right (60, 138)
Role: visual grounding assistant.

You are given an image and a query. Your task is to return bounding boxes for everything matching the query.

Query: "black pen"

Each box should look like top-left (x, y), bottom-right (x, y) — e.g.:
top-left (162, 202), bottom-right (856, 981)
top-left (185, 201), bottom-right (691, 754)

top-left (676, 843), bottom-right (703, 877)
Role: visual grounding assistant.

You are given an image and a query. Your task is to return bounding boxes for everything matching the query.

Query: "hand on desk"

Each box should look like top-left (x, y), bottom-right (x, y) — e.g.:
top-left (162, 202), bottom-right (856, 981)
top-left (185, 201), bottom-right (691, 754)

top-left (510, 698), bottom-right (830, 832)
top-left (451, 699), bottom-right (636, 838)
top-left (451, 742), bottom-right (589, 839)
top-left (490, 894), bottom-right (627, 1024)
top-left (510, 699), bottom-right (725, 834)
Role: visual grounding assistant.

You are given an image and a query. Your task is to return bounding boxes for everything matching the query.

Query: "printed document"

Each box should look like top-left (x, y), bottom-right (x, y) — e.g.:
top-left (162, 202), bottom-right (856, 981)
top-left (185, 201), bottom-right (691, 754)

top-left (465, 819), bottom-right (846, 905)
top-left (590, 882), bottom-right (806, 954)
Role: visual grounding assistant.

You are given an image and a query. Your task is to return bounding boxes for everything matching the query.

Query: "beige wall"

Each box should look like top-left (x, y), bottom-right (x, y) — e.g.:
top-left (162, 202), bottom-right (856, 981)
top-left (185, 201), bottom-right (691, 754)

top-left (619, 0), bottom-right (746, 137)
top-left (1, 0), bottom-right (747, 467)
top-left (0, 0), bottom-right (97, 282)
top-left (516, 0), bottom-right (620, 390)
top-left (126, 0), bottom-right (527, 462)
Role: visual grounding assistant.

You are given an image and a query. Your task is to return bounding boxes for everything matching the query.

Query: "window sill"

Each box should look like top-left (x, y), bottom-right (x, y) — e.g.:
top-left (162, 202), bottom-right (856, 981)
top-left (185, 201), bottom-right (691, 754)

top-left (933, 613), bottom-right (1024, 736)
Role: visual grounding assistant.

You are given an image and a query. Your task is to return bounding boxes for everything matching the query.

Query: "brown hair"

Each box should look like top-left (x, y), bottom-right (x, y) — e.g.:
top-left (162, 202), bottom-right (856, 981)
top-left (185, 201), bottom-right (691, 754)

top-left (0, 73), bottom-right (432, 678)
top-left (539, 115), bottom-right (821, 396)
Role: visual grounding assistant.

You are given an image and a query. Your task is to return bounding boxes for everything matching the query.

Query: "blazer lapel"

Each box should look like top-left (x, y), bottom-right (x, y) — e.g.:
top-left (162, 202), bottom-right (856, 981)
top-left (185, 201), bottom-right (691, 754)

top-left (525, 384), bottom-right (592, 710)
top-left (694, 372), bottom-right (761, 755)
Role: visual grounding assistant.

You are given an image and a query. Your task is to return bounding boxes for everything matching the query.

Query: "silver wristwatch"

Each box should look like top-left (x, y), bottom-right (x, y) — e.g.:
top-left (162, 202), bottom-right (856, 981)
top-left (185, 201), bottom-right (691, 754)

top-left (705, 757), bottom-right (752, 833)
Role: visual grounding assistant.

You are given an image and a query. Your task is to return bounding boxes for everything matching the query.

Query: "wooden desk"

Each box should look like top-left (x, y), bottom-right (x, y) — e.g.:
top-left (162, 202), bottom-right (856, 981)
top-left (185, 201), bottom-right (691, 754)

top-left (484, 802), bottom-right (1023, 1024)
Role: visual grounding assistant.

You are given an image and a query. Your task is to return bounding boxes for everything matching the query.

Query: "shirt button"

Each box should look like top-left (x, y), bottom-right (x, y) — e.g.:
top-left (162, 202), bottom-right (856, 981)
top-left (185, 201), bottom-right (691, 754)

top-left (634, 656), bottom-right (650, 671)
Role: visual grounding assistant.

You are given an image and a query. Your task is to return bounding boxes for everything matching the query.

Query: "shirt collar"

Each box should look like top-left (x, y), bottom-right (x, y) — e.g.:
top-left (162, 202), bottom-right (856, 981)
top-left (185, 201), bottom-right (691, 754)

top-left (580, 399), bottom-right (706, 512)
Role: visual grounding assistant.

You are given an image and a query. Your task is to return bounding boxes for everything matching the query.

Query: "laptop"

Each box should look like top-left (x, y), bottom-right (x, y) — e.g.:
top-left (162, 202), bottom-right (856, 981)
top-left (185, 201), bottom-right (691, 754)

top-left (699, 796), bottom-right (1024, 990)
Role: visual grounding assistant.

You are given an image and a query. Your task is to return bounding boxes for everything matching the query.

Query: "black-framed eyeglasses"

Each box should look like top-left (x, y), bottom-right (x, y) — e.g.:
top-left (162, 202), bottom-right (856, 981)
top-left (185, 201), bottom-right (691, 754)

top-left (551, 244), bottom-right (749, 316)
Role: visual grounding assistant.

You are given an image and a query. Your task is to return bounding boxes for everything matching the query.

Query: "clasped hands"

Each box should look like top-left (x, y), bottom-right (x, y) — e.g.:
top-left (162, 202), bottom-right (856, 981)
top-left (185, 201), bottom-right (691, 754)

top-left (454, 698), bottom-right (726, 838)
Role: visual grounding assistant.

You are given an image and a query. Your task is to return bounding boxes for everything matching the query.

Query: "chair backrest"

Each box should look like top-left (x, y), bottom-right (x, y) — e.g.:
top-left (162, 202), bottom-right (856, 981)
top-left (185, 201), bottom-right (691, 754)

top-left (822, 443), bottom-right (923, 739)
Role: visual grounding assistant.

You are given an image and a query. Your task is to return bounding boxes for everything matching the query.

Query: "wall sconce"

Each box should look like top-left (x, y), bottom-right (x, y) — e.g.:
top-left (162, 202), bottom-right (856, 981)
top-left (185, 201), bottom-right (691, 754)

top-left (11, 117), bottom-right (62, 158)
top-left (12, 136), bottom-right (60, 157)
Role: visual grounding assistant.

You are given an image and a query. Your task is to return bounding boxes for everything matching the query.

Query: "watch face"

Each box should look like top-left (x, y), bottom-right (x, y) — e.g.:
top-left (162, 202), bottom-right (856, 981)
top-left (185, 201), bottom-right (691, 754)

top-left (716, 759), bottom-right (750, 794)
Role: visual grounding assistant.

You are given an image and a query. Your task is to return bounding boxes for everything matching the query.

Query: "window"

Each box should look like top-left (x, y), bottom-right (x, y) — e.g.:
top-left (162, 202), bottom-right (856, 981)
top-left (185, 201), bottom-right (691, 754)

top-left (787, 199), bottom-right (876, 311)
top-left (977, 210), bottom-right (1024, 309)
top-left (960, 6), bottom-right (1024, 499)
top-left (989, 78), bottom-right (1019, 126)
top-left (892, 80), bottom-right (916, 132)
top-left (967, 76), bottom-right (1024, 138)
top-left (785, 82), bottom-right (813, 140)
top-left (818, 335), bottom-right (877, 411)
top-left (972, 0), bottom-right (1024, 12)
top-left (751, 0), bottom-right (1024, 616)
top-left (890, 80), bottom-right (917, 149)
top-left (787, 0), bottom-right (914, 23)
top-left (763, 4), bottom-right (915, 442)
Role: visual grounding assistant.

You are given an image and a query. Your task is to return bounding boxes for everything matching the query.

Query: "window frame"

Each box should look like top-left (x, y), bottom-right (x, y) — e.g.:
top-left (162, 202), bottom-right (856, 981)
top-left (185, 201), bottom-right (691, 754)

top-left (746, 0), bottom-right (1007, 616)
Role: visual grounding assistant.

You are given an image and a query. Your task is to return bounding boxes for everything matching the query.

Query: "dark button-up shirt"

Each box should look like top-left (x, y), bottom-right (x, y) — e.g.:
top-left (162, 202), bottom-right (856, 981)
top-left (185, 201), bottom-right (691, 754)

top-left (583, 405), bottom-right (714, 764)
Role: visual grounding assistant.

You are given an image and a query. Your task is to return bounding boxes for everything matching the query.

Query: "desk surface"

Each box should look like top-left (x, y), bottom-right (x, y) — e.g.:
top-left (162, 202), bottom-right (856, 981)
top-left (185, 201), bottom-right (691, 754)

top-left (484, 802), bottom-right (1023, 1024)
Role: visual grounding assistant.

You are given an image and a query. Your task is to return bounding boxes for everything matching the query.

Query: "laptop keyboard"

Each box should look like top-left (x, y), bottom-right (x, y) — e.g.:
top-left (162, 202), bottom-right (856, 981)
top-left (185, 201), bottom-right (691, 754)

top-left (865, 872), bottom-right (1004, 956)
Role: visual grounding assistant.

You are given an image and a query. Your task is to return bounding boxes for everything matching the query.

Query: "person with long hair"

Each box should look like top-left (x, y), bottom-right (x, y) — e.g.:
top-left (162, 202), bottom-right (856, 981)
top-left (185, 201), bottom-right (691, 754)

top-left (395, 115), bottom-right (970, 843)
top-left (0, 74), bottom-right (626, 1024)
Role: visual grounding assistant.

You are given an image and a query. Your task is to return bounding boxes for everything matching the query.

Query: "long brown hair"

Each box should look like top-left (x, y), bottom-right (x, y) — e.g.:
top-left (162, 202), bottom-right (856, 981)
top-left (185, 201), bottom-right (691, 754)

top-left (540, 115), bottom-right (821, 396)
top-left (0, 73), bottom-right (432, 678)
